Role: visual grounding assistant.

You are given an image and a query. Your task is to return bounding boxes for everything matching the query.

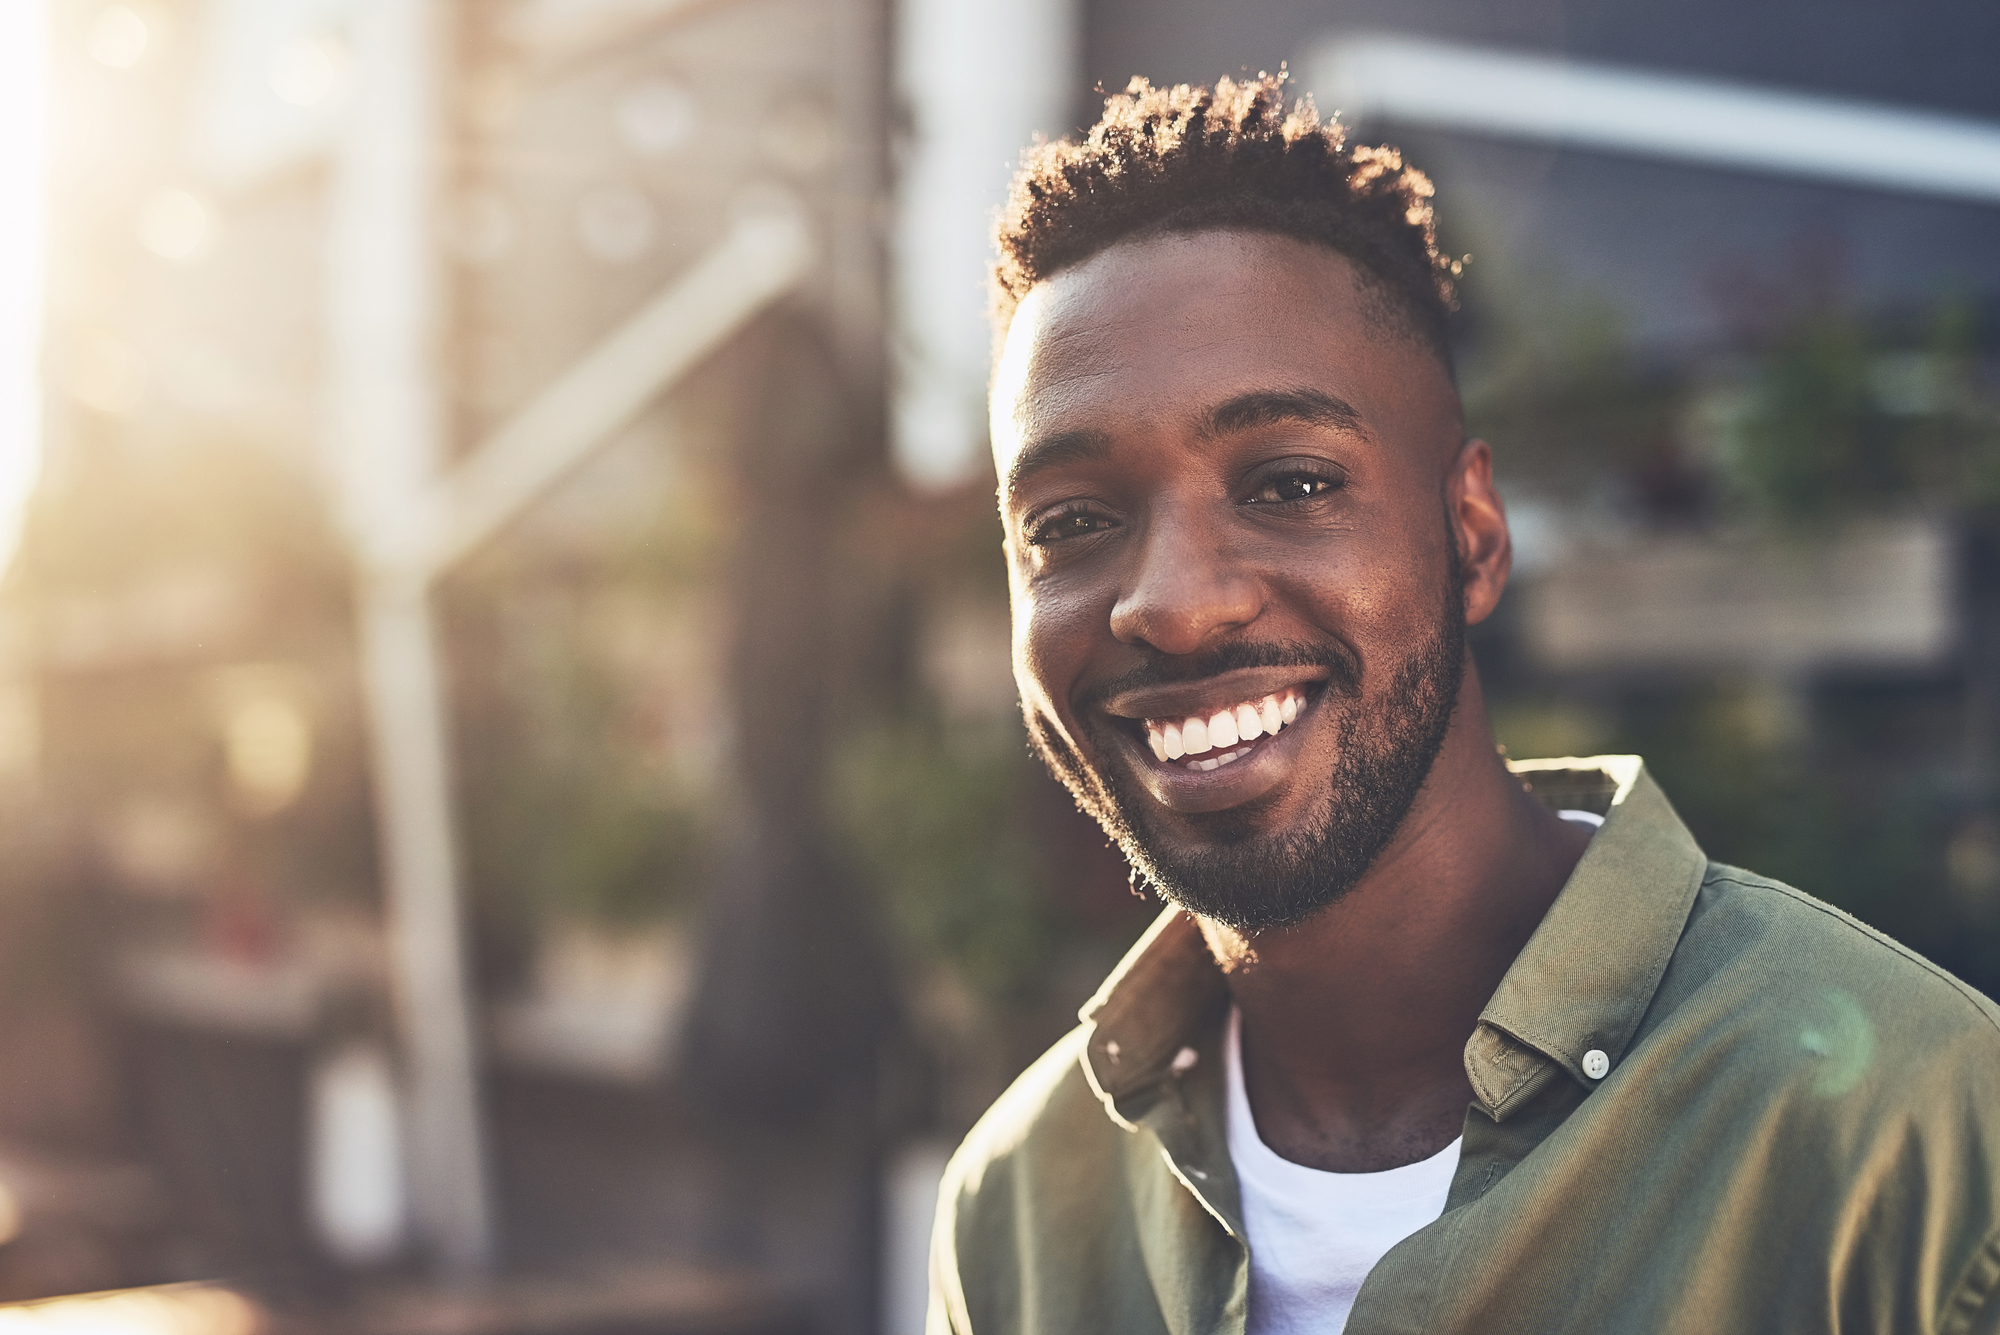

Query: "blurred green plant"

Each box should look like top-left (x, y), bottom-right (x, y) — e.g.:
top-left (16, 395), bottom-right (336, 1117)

top-left (442, 436), bottom-right (747, 940)
top-left (464, 753), bottom-right (707, 932)
top-left (1727, 303), bottom-right (2000, 524)
top-left (1607, 677), bottom-right (1973, 970)
top-left (1461, 285), bottom-right (1684, 494)
top-left (829, 714), bottom-right (1071, 1004)
top-left (448, 584), bottom-right (714, 935)
top-left (1457, 242), bottom-right (2000, 530)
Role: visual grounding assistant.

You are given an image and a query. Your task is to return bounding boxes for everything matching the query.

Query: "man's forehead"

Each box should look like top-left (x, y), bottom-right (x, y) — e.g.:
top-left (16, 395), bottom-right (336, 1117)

top-left (990, 232), bottom-right (1391, 468)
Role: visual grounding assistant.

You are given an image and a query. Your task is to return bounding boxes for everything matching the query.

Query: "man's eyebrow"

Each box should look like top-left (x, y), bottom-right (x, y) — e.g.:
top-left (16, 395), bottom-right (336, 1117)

top-left (1003, 428), bottom-right (1112, 501)
top-left (1199, 388), bottom-right (1368, 439)
top-left (1001, 390), bottom-right (1365, 500)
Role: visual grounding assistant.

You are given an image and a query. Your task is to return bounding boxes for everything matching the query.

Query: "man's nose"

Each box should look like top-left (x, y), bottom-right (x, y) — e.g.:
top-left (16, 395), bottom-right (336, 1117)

top-left (1107, 505), bottom-right (1263, 655)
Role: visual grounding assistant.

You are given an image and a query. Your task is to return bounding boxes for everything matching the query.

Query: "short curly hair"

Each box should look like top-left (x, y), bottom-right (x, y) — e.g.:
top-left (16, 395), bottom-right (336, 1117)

top-left (994, 73), bottom-right (1462, 369)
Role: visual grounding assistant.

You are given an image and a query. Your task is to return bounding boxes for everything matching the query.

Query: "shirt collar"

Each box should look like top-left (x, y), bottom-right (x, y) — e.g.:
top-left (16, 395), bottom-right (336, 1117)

top-left (1467, 756), bottom-right (1707, 1118)
top-left (1076, 755), bottom-right (1709, 1129)
top-left (1078, 901), bottom-right (1227, 1128)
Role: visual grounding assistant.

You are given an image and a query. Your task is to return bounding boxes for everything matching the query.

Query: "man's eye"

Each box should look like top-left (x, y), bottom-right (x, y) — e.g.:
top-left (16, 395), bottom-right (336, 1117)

top-left (1027, 506), bottom-right (1118, 545)
top-left (1247, 472), bottom-right (1344, 504)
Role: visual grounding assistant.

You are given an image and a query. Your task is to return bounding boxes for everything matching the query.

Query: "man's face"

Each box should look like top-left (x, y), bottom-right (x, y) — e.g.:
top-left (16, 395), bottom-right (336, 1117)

top-left (993, 231), bottom-right (1485, 932)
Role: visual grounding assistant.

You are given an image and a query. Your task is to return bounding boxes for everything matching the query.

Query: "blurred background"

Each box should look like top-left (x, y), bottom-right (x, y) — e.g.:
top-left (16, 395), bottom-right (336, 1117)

top-left (0, 0), bottom-right (1996, 1331)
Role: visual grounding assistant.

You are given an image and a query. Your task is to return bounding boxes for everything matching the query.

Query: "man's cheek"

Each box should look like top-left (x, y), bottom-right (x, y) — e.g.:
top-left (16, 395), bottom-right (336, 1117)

top-left (1011, 664), bottom-right (1059, 741)
top-left (1013, 607), bottom-right (1097, 749)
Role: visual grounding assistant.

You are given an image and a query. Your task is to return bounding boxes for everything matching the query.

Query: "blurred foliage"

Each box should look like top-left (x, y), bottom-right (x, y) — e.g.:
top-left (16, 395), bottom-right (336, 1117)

top-left (1726, 304), bottom-right (2000, 523)
top-left (828, 713), bottom-right (1065, 1004)
top-left (450, 583), bottom-right (713, 935)
top-left (458, 712), bottom-right (708, 935)
top-left (1461, 253), bottom-right (2000, 529)
top-left (446, 447), bottom-right (729, 939)
top-left (1463, 289), bottom-right (1685, 494)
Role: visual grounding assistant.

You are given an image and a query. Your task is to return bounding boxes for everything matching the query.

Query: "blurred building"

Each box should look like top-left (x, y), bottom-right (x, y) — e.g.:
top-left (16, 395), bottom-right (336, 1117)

top-left (1084, 0), bottom-right (2000, 352)
top-left (18, 0), bottom-right (924, 1329)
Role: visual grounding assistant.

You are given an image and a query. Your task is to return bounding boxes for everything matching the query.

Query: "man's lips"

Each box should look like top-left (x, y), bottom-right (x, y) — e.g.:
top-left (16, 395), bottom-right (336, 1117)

top-left (1094, 667), bottom-right (1329, 813)
top-left (1101, 665), bottom-right (1329, 723)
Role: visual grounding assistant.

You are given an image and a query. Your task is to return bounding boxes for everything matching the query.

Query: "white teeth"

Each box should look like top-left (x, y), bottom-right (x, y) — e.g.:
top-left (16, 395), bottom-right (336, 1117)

top-left (1143, 688), bottom-right (1310, 768)
top-left (1208, 709), bottom-right (1238, 748)
top-left (1235, 703), bottom-right (1263, 740)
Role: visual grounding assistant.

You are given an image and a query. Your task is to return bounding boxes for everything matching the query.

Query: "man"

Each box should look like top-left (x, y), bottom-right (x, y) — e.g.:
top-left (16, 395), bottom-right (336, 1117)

top-left (928, 75), bottom-right (2000, 1334)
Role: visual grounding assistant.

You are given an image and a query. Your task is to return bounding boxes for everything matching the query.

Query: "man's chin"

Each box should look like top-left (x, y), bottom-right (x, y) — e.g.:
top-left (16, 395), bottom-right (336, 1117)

top-left (1119, 796), bottom-right (1375, 932)
top-left (1026, 714), bottom-right (1402, 933)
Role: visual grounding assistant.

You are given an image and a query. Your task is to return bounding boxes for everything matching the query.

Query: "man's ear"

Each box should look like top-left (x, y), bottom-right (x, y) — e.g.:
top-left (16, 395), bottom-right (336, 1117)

top-left (1447, 438), bottom-right (1511, 626)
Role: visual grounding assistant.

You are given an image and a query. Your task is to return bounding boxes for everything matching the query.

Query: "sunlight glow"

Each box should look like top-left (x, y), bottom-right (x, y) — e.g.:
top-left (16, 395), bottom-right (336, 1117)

top-left (0, 1285), bottom-right (263, 1335)
top-left (87, 5), bottom-right (151, 68)
top-left (268, 34), bottom-right (348, 108)
top-left (136, 186), bottom-right (213, 261)
top-left (0, 0), bottom-right (49, 572)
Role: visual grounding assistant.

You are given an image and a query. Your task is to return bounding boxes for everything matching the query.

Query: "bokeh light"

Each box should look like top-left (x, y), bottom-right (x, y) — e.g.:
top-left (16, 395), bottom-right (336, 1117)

top-left (85, 5), bottom-right (150, 70)
top-left (133, 186), bottom-right (211, 262)
top-left (224, 695), bottom-right (313, 816)
top-left (617, 78), bottom-right (698, 159)
top-left (574, 182), bottom-right (658, 264)
top-left (266, 34), bottom-right (346, 109)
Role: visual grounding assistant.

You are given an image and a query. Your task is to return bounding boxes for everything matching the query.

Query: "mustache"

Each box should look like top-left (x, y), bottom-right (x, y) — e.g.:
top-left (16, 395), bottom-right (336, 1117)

top-left (1076, 637), bottom-right (1362, 715)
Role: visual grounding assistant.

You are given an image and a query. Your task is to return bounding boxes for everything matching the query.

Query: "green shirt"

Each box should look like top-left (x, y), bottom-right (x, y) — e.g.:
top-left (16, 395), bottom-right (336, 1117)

top-left (929, 756), bottom-right (2000, 1335)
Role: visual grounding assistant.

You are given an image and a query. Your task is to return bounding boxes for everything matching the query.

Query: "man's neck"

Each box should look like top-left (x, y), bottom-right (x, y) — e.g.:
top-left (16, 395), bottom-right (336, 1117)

top-left (1200, 670), bottom-right (1591, 1173)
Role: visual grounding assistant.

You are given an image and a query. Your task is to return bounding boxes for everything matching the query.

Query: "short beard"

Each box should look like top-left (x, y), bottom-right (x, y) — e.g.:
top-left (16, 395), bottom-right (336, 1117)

top-left (1026, 546), bottom-right (1467, 934)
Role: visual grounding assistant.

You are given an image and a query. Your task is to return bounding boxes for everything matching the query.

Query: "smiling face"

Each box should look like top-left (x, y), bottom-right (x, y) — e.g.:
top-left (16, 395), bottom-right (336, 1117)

top-left (994, 230), bottom-right (1505, 932)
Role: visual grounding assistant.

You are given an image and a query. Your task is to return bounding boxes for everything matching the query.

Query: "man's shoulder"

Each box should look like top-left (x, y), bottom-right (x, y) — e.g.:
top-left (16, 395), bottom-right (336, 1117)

top-left (932, 1031), bottom-right (1208, 1335)
top-left (932, 1024), bottom-right (1168, 1335)
top-left (940, 1024), bottom-right (1125, 1207)
top-left (1662, 860), bottom-right (2000, 1070)
top-left (1610, 864), bottom-right (2000, 1331)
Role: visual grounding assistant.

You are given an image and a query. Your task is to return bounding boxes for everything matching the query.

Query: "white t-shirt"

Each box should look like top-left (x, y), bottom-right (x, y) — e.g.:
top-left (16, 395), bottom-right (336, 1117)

top-left (1225, 808), bottom-right (1604, 1335)
top-left (1225, 1009), bottom-right (1459, 1335)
